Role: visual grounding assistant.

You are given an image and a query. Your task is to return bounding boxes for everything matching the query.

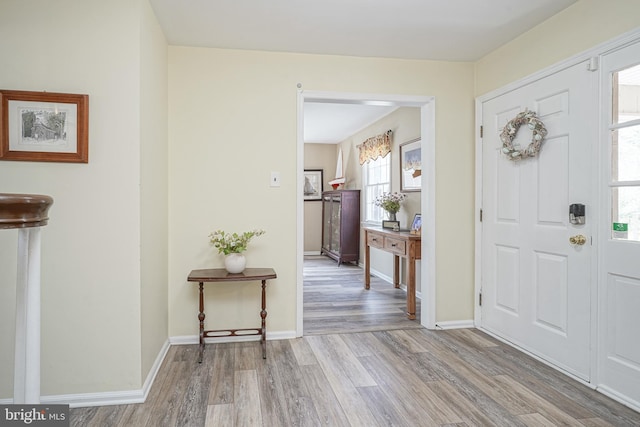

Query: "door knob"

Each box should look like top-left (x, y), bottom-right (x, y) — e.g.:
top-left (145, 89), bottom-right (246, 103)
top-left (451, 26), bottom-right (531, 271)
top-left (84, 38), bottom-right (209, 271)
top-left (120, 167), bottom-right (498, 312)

top-left (569, 235), bottom-right (587, 245)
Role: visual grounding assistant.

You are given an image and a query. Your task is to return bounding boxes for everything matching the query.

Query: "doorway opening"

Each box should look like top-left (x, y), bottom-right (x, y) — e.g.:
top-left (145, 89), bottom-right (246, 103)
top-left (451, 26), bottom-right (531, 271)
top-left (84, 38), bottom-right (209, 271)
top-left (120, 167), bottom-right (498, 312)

top-left (296, 90), bottom-right (436, 336)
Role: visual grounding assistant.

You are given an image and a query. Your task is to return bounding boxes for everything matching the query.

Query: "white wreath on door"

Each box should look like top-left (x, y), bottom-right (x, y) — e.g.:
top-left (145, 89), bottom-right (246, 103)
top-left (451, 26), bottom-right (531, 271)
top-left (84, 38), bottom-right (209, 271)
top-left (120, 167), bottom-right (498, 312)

top-left (500, 110), bottom-right (548, 161)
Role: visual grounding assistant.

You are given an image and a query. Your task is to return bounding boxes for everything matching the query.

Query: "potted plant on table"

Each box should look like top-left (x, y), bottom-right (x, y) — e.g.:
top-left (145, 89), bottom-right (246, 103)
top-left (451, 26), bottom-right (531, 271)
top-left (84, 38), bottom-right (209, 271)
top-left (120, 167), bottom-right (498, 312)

top-left (374, 192), bottom-right (407, 222)
top-left (209, 229), bottom-right (265, 273)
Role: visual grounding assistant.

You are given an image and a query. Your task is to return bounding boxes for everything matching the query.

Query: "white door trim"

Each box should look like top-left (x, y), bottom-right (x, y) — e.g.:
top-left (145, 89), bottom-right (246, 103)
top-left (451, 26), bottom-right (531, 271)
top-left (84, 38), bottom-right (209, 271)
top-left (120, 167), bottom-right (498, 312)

top-left (296, 89), bottom-right (436, 336)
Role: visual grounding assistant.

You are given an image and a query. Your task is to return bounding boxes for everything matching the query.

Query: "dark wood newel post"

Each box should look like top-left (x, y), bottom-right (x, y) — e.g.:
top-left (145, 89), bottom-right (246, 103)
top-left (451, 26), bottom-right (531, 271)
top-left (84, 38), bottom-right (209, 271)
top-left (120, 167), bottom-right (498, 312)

top-left (0, 193), bottom-right (54, 404)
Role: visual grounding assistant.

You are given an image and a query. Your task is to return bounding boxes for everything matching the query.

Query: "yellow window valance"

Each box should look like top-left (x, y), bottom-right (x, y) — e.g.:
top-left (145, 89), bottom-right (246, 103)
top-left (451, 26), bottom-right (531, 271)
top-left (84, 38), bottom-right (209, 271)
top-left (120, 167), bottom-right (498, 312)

top-left (358, 130), bottom-right (392, 165)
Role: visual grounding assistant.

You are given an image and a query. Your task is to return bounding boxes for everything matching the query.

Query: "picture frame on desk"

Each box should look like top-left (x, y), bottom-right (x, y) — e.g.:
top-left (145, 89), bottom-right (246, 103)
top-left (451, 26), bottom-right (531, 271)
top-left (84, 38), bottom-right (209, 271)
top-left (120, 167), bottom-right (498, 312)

top-left (410, 213), bottom-right (422, 235)
top-left (0, 89), bottom-right (89, 163)
top-left (382, 220), bottom-right (400, 230)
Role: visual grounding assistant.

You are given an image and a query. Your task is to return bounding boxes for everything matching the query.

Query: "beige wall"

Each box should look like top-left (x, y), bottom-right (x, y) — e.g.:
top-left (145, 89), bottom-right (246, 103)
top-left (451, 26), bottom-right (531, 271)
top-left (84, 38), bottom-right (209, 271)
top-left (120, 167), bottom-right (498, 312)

top-left (168, 47), bottom-right (475, 335)
top-left (140, 0), bottom-right (169, 386)
top-left (0, 0), bottom-right (168, 398)
top-left (475, 0), bottom-right (640, 96)
top-left (303, 144), bottom-right (336, 253)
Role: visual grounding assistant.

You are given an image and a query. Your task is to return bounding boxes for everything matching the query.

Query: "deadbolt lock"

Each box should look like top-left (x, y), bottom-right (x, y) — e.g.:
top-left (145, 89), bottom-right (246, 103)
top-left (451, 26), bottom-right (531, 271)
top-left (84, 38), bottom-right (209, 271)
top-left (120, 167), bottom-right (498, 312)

top-left (569, 235), bottom-right (587, 245)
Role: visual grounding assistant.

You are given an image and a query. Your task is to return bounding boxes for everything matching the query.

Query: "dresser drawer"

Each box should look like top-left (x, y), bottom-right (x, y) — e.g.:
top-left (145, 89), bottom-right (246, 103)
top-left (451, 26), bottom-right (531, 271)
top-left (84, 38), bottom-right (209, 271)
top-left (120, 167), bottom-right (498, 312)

top-left (367, 232), bottom-right (384, 249)
top-left (384, 237), bottom-right (406, 256)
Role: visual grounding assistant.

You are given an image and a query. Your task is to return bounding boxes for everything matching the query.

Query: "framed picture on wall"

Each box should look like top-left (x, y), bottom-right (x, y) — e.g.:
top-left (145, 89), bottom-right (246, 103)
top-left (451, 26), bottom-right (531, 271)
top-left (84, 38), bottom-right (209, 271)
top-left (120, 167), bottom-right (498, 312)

top-left (0, 89), bottom-right (89, 163)
top-left (303, 169), bottom-right (323, 200)
top-left (400, 138), bottom-right (421, 192)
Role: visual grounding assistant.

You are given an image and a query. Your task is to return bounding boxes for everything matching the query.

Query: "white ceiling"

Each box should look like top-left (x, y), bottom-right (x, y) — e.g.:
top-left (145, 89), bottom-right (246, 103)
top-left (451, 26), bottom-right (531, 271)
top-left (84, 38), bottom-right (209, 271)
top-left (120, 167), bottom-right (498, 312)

top-left (303, 103), bottom-right (399, 144)
top-left (149, 0), bottom-right (578, 143)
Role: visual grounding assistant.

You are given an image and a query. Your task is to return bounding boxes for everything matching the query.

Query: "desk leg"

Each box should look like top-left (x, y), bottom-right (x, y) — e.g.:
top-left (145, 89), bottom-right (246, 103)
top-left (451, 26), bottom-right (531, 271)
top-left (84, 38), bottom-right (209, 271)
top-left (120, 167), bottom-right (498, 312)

top-left (393, 255), bottom-right (400, 288)
top-left (364, 241), bottom-right (371, 290)
top-left (407, 256), bottom-right (416, 319)
top-left (260, 280), bottom-right (267, 359)
top-left (198, 282), bottom-right (205, 363)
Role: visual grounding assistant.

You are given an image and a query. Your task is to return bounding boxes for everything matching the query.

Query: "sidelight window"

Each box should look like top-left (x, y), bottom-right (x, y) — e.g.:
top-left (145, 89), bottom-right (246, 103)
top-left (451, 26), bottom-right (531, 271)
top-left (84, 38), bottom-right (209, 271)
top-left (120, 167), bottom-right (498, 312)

top-left (611, 64), bottom-right (640, 241)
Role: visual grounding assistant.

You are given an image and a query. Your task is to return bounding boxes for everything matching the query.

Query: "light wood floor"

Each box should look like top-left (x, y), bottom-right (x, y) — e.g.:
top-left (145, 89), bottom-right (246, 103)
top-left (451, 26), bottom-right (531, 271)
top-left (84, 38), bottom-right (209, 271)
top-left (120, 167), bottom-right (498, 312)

top-left (303, 255), bottom-right (421, 335)
top-left (71, 257), bottom-right (640, 426)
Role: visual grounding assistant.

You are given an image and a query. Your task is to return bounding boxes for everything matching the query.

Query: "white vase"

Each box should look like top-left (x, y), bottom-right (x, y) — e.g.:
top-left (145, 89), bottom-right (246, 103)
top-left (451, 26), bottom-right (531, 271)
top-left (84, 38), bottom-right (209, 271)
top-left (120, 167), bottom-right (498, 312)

top-left (224, 253), bottom-right (246, 274)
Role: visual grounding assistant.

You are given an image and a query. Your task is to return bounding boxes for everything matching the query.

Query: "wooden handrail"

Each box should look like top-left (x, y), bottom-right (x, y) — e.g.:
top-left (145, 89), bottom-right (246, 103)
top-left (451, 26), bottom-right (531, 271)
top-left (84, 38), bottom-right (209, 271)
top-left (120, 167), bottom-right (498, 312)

top-left (0, 193), bottom-right (53, 229)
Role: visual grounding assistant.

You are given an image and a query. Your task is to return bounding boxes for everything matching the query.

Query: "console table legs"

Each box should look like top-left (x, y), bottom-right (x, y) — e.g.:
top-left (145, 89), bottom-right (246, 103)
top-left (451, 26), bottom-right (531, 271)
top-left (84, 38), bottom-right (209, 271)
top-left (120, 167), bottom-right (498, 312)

top-left (196, 277), bottom-right (269, 363)
top-left (198, 282), bottom-right (205, 363)
top-left (260, 280), bottom-right (267, 359)
top-left (14, 228), bottom-right (42, 404)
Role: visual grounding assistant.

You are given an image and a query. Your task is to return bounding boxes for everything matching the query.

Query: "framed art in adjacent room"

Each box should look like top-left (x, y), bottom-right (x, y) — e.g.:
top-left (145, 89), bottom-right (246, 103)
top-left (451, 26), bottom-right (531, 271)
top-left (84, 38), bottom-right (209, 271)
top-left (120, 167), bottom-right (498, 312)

top-left (0, 89), bottom-right (89, 163)
top-left (303, 169), bottom-right (323, 200)
top-left (400, 138), bottom-right (421, 192)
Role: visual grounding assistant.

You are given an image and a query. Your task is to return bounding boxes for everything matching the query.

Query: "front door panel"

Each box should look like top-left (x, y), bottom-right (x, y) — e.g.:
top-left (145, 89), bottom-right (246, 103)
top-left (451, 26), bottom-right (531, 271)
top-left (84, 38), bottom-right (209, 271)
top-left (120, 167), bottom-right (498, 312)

top-left (481, 61), bottom-right (595, 380)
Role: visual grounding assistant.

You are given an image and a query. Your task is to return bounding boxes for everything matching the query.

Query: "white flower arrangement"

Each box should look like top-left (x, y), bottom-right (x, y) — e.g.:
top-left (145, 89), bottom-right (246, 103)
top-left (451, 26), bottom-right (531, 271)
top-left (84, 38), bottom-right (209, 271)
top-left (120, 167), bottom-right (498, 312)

top-left (374, 192), bottom-right (407, 214)
top-left (209, 229), bottom-right (265, 255)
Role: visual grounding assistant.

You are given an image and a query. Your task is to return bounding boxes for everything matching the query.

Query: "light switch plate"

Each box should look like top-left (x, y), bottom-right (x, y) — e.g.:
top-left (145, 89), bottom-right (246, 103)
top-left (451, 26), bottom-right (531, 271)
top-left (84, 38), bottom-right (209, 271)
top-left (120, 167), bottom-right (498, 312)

top-left (270, 171), bottom-right (281, 187)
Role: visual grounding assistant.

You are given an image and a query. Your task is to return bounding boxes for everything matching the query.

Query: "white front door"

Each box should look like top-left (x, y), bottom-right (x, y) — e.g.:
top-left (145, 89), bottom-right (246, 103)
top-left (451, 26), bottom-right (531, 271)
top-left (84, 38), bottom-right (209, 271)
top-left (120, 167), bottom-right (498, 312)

top-left (598, 41), bottom-right (640, 407)
top-left (481, 61), bottom-right (596, 381)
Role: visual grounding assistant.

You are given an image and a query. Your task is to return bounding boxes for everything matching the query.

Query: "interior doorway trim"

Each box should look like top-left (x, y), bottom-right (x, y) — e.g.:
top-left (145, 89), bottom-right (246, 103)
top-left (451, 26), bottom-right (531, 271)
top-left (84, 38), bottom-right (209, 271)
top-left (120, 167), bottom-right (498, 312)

top-left (296, 89), bottom-right (436, 336)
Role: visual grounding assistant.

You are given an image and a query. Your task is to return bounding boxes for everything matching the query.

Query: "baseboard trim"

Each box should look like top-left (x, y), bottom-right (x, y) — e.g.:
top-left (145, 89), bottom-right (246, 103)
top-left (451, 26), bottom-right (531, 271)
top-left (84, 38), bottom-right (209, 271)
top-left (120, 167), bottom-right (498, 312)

top-left (141, 338), bottom-right (171, 403)
top-left (42, 389), bottom-right (146, 409)
top-left (435, 320), bottom-right (475, 330)
top-left (0, 339), bottom-right (172, 408)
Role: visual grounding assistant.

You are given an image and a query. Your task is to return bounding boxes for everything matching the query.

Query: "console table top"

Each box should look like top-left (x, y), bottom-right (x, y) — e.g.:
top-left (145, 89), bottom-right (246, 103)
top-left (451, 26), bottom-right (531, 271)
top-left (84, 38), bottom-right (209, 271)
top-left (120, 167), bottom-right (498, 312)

top-left (187, 268), bottom-right (277, 283)
top-left (363, 226), bottom-right (421, 240)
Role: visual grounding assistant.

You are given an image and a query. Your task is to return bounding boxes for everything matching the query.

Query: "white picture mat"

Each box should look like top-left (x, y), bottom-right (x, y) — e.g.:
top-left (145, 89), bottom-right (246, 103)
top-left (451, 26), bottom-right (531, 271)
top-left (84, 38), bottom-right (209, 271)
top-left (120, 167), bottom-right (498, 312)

top-left (8, 100), bottom-right (78, 153)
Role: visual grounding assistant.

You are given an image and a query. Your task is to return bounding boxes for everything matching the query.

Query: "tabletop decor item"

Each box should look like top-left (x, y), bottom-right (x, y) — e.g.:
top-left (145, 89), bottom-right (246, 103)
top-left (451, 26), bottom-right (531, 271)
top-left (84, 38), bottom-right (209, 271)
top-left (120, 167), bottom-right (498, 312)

top-left (209, 229), bottom-right (265, 273)
top-left (374, 192), bottom-right (407, 222)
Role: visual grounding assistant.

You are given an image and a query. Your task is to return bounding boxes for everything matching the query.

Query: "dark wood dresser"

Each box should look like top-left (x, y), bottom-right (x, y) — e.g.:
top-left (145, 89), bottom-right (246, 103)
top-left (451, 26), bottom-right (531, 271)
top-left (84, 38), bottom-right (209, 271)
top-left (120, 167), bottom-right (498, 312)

top-left (321, 190), bottom-right (360, 265)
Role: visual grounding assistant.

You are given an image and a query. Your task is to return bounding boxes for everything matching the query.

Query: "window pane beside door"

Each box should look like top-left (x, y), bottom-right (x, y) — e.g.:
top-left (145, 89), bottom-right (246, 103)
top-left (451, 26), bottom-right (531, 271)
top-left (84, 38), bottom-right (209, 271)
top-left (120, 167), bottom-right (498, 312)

top-left (611, 64), bottom-right (640, 241)
top-left (612, 187), bottom-right (640, 241)
top-left (611, 125), bottom-right (640, 182)
top-left (613, 63), bottom-right (640, 125)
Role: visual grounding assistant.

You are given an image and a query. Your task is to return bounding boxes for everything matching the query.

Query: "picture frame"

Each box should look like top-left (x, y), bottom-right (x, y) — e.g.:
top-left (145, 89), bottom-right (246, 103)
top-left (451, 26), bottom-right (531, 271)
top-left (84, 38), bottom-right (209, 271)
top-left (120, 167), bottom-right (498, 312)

top-left (303, 169), bottom-right (323, 201)
top-left (410, 213), bottom-right (422, 235)
top-left (382, 220), bottom-right (400, 230)
top-left (0, 89), bottom-right (89, 163)
top-left (400, 138), bottom-right (421, 192)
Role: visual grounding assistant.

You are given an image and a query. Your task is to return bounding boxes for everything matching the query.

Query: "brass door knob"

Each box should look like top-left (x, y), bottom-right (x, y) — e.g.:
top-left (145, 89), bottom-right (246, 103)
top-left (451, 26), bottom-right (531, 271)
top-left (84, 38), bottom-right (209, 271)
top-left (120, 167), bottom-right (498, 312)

top-left (569, 235), bottom-right (587, 245)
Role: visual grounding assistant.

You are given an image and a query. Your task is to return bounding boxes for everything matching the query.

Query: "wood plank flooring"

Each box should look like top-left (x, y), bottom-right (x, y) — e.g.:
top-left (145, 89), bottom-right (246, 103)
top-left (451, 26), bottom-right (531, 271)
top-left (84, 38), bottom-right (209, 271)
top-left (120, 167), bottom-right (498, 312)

top-left (303, 255), bottom-right (421, 335)
top-left (70, 256), bottom-right (640, 426)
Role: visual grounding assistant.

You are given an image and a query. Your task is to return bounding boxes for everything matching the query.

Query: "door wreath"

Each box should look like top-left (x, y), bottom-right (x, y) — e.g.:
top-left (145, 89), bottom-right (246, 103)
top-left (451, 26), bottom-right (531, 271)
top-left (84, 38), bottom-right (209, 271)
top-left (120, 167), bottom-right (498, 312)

top-left (500, 110), bottom-right (547, 160)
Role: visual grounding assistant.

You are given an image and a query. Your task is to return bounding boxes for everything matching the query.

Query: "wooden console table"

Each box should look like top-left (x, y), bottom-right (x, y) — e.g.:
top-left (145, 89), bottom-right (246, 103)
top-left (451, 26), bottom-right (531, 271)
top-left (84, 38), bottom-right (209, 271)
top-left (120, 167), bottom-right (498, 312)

top-left (363, 227), bottom-right (421, 319)
top-left (187, 268), bottom-right (277, 363)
